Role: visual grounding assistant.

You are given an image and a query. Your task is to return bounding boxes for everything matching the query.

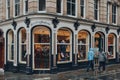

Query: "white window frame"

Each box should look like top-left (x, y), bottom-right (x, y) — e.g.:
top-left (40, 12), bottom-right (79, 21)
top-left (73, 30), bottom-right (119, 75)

top-left (23, 0), bottom-right (28, 15)
top-left (6, 0), bottom-right (10, 19)
top-left (94, 0), bottom-right (99, 21)
top-left (32, 27), bottom-right (50, 70)
top-left (14, 0), bottom-right (20, 17)
top-left (80, 0), bottom-right (86, 18)
top-left (57, 28), bottom-right (72, 64)
top-left (67, 0), bottom-right (77, 17)
top-left (19, 29), bottom-right (26, 64)
top-left (112, 4), bottom-right (117, 24)
top-left (107, 2), bottom-right (110, 24)
top-left (108, 34), bottom-right (116, 59)
top-left (57, 0), bottom-right (63, 15)
top-left (38, 0), bottom-right (46, 13)
top-left (8, 30), bottom-right (14, 62)
top-left (77, 31), bottom-right (89, 62)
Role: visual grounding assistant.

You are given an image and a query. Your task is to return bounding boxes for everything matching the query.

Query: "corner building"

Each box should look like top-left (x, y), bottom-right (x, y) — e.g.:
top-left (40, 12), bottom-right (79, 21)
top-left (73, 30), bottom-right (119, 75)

top-left (0, 0), bottom-right (120, 74)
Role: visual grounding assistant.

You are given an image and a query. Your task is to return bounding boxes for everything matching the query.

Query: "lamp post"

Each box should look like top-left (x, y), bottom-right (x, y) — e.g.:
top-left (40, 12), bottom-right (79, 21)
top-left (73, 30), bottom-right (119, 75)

top-left (11, 19), bottom-right (17, 72)
top-left (24, 17), bottom-right (31, 74)
top-left (74, 20), bottom-right (80, 66)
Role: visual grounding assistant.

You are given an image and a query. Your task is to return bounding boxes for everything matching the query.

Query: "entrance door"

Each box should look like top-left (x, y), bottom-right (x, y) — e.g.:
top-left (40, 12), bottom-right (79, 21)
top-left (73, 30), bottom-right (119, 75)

top-left (94, 32), bottom-right (105, 51)
top-left (0, 38), bottom-right (4, 68)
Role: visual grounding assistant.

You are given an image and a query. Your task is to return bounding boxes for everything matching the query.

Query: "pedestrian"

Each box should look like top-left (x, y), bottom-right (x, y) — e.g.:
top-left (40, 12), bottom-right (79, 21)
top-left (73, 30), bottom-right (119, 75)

top-left (86, 48), bottom-right (95, 72)
top-left (98, 49), bottom-right (107, 72)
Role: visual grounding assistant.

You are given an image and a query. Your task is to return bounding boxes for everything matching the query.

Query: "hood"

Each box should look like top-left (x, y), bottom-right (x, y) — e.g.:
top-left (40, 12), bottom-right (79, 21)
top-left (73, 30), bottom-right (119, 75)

top-left (90, 48), bottom-right (94, 51)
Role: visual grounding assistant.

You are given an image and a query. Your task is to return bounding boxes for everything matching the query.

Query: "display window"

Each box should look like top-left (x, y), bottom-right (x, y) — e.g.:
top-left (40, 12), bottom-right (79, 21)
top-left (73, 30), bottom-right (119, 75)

top-left (7, 30), bottom-right (14, 61)
top-left (33, 26), bottom-right (50, 69)
top-left (19, 28), bottom-right (26, 63)
top-left (57, 28), bottom-right (72, 63)
top-left (77, 31), bottom-right (89, 61)
top-left (108, 33), bottom-right (115, 58)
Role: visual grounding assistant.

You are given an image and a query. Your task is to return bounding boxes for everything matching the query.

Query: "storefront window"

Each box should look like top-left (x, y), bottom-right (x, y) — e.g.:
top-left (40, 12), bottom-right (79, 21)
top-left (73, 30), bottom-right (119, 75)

top-left (57, 28), bottom-right (72, 62)
top-left (8, 30), bottom-right (14, 61)
top-left (33, 26), bottom-right (50, 69)
top-left (108, 34), bottom-right (115, 58)
top-left (19, 28), bottom-right (26, 63)
top-left (77, 31), bottom-right (89, 60)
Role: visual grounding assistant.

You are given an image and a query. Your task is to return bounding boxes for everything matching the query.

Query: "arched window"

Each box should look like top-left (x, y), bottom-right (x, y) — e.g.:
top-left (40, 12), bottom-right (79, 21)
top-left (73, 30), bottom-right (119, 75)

top-left (33, 26), bottom-right (50, 69)
top-left (19, 28), bottom-right (26, 63)
top-left (108, 33), bottom-right (116, 58)
top-left (8, 30), bottom-right (14, 61)
top-left (57, 28), bottom-right (72, 63)
top-left (77, 30), bottom-right (89, 60)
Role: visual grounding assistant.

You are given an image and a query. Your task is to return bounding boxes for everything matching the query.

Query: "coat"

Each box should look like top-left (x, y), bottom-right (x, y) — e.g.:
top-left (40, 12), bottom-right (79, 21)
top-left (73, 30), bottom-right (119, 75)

top-left (88, 48), bottom-right (95, 61)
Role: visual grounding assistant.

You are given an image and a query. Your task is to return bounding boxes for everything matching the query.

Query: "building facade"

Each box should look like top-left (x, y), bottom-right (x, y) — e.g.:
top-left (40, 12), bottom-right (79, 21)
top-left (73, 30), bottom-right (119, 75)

top-left (0, 0), bottom-right (120, 74)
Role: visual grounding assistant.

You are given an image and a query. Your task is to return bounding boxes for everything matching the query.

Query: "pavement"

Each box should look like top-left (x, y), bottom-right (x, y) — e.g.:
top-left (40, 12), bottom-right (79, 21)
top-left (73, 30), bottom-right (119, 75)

top-left (1, 64), bottom-right (120, 80)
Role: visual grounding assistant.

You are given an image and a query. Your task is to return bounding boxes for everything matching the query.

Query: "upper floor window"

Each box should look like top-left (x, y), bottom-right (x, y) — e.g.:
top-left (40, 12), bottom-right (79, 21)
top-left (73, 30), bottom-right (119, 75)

top-left (94, 0), bottom-right (99, 20)
top-left (57, 0), bottom-right (63, 14)
top-left (38, 0), bottom-right (46, 11)
top-left (112, 4), bottom-right (117, 24)
top-left (80, 0), bottom-right (85, 18)
top-left (25, 0), bottom-right (28, 13)
top-left (15, 0), bottom-right (20, 16)
top-left (6, 0), bottom-right (10, 19)
top-left (107, 3), bottom-right (110, 23)
top-left (67, 0), bottom-right (76, 16)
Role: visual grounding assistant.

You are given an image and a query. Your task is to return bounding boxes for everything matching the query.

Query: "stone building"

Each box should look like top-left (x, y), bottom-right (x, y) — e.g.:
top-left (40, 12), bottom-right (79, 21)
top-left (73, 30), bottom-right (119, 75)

top-left (0, 0), bottom-right (120, 74)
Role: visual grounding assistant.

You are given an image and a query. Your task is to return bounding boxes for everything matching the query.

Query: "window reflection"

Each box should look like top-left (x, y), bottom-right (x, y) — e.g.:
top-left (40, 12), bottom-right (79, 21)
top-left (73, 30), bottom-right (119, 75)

top-left (57, 29), bottom-right (71, 62)
top-left (108, 34), bottom-right (115, 58)
top-left (77, 31), bottom-right (89, 60)
top-left (8, 30), bottom-right (14, 61)
top-left (33, 27), bottom-right (50, 69)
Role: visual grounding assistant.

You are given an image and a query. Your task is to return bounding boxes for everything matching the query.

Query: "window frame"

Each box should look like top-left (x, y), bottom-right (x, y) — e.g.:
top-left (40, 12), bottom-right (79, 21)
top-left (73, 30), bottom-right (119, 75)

top-left (77, 31), bottom-right (89, 61)
top-left (14, 0), bottom-right (20, 17)
top-left (80, 0), bottom-right (86, 18)
top-left (94, 0), bottom-right (99, 21)
top-left (57, 28), bottom-right (73, 64)
top-left (112, 4), bottom-right (117, 24)
top-left (107, 2), bottom-right (110, 24)
top-left (38, 0), bottom-right (46, 13)
top-left (57, 0), bottom-right (63, 15)
top-left (6, 0), bottom-right (10, 19)
top-left (7, 30), bottom-right (14, 62)
top-left (19, 28), bottom-right (27, 64)
top-left (23, 0), bottom-right (28, 15)
top-left (67, 0), bottom-right (77, 17)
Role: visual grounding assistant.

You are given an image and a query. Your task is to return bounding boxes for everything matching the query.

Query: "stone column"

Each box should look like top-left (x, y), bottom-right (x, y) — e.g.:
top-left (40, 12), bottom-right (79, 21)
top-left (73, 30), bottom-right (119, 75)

top-left (51, 17), bottom-right (59, 73)
top-left (11, 19), bottom-right (18, 72)
top-left (24, 17), bottom-right (32, 74)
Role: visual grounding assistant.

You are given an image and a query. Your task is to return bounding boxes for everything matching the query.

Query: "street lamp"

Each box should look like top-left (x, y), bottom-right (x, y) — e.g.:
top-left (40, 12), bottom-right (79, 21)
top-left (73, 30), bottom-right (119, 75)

top-left (52, 17), bottom-right (59, 28)
top-left (74, 20), bottom-right (80, 31)
top-left (105, 25), bottom-right (110, 34)
top-left (24, 17), bottom-right (30, 28)
top-left (91, 23), bottom-right (96, 32)
top-left (11, 19), bottom-right (17, 30)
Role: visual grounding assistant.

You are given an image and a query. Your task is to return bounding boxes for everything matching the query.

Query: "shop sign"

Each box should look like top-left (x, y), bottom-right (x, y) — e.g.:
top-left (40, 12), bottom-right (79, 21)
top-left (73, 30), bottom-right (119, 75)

top-left (31, 21), bottom-right (51, 27)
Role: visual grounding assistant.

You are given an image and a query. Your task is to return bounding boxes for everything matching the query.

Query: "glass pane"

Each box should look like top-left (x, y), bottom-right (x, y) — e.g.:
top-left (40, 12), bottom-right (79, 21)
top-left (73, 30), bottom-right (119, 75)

top-left (72, 4), bottom-right (75, 16)
top-left (67, 3), bottom-right (71, 15)
top-left (39, 0), bottom-right (46, 11)
top-left (21, 45), bottom-right (26, 61)
top-left (57, 0), bottom-right (61, 13)
top-left (78, 31), bottom-right (89, 60)
top-left (57, 29), bottom-right (71, 62)
top-left (34, 44), bottom-right (50, 68)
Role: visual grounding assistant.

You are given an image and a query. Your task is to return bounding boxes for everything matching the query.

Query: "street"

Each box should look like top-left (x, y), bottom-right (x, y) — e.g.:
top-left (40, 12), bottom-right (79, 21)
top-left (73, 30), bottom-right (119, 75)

top-left (1, 64), bottom-right (120, 80)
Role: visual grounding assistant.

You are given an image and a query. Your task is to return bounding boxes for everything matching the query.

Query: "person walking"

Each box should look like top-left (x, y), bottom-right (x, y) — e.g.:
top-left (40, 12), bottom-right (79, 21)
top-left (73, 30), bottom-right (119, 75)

top-left (87, 48), bottom-right (95, 72)
top-left (98, 49), bottom-right (107, 72)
